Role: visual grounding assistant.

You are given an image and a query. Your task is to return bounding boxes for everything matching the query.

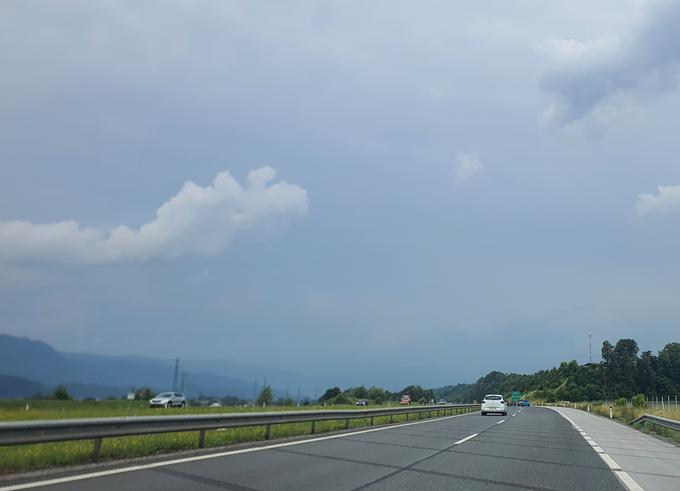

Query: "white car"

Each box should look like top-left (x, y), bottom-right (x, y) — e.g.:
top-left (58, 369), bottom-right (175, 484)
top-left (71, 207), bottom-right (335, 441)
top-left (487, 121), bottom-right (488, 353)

top-left (149, 392), bottom-right (186, 408)
top-left (481, 394), bottom-right (507, 416)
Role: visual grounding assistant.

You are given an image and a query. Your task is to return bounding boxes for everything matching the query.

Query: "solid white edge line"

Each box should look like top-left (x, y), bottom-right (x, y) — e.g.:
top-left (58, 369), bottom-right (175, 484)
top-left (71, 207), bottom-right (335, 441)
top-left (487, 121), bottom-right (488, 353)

top-left (545, 407), bottom-right (644, 491)
top-left (0, 410), bottom-right (478, 491)
top-left (453, 433), bottom-right (478, 445)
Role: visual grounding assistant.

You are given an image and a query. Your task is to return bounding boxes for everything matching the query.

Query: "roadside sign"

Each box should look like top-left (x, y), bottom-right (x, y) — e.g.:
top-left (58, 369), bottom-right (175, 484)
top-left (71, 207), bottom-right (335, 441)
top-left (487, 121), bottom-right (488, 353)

top-left (511, 391), bottom-right (521, 402)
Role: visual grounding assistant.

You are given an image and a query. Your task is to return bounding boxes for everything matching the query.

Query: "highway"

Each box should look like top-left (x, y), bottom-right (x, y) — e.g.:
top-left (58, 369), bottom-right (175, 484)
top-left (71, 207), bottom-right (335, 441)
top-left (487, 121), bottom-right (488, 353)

top-left (3, 406), bottom-right (630, 490)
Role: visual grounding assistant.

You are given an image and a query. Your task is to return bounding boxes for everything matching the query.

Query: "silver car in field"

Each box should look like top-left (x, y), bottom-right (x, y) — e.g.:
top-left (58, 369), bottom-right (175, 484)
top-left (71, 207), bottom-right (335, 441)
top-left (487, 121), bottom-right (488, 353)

top-left (149, 392), bottom-right (186, 408)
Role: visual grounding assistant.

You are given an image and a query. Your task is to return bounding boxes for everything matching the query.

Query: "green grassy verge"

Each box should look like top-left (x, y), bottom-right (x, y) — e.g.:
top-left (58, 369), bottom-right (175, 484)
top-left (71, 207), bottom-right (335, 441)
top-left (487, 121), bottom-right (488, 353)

top-left (0, 401), bottom-right (470, 473)
top-left (0, 400), bottom-right (382, 422)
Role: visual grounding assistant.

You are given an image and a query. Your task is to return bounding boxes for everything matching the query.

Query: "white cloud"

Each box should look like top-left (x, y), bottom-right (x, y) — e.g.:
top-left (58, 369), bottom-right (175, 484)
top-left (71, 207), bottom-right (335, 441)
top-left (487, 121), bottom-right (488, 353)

top-left (539, 1), bottom-right (680, 129)
top-left (636, 185), bottom-right (680, 215)
top-left (454, 154), bottom-right (484, 183)
top-left (0, 167), bottom-right (308, 263)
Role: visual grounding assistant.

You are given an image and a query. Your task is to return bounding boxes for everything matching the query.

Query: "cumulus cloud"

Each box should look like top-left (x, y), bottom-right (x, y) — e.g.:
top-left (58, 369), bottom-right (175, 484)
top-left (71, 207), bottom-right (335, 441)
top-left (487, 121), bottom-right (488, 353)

top-left (636, 185), bottom-right (680, 215)
top-left (454, 154), bottom-right (484, 183)
top-left (539, 1), bottom-right (680, 129)
top-left (0, 167), bottom-right (308, 263)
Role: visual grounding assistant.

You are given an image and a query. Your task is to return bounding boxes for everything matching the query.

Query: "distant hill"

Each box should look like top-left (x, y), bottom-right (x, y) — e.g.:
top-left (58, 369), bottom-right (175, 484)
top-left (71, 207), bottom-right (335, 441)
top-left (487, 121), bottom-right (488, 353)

top-left (0, 334), bottom-right (269, 399)
top-left (0, 374), bottom-right (47, 398)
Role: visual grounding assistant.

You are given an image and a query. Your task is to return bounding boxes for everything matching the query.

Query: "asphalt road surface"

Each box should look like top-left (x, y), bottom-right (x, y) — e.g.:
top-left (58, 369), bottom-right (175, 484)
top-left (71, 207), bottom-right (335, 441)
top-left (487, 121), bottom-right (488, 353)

top-left (5, 407), bottom-right (626, 490)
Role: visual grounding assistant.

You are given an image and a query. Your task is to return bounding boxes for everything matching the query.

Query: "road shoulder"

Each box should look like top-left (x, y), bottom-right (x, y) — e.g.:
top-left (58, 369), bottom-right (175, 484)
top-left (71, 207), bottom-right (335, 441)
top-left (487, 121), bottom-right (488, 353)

top-left (551, 407), bottom-right (680, 491)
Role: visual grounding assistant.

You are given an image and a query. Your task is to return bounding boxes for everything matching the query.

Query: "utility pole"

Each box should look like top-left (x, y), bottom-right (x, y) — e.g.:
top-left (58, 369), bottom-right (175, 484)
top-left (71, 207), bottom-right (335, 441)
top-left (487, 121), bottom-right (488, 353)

top-left (172, 357), bottom-right (179, 392)
top-left (180, 371), bottom-right (185, 393)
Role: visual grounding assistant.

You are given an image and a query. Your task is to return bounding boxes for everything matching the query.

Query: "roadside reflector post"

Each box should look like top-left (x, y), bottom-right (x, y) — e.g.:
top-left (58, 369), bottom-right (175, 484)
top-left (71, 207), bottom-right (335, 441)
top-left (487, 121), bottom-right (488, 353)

top-left (609, 406), bottom-right (613, 419)
top-left (92, 437), bottom-right (102, 462)
top-left (264, 424), bottom-right (271, 440)
top-left (198, 429), bottom-right (206, 448)
top-left (587, 404), bottom-right (590, 412)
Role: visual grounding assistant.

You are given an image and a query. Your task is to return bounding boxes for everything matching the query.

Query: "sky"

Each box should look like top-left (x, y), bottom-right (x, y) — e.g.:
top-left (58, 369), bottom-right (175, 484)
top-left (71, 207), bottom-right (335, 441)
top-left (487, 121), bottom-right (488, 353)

top-left (2, 0), bottom-right (680, 390)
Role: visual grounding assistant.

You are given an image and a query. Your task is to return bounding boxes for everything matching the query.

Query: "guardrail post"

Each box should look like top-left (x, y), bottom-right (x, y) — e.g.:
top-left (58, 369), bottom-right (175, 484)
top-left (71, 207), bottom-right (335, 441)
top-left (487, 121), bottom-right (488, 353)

top-left (389, 414), bottom-right (394, 423)
top-left (264, 424), bottom-right (271, 440)
top-left (370, 417), bottom-right (374, 426)
top-left (344, 418), bottom-right (350, 429)
top-left (91, 437), bottom-right (102, 462)
top-left (311, 421), bottom-right (316, 434)
top-left (406, 413), bottom-right (409, 421)
top-left (198, 429), bottom-right (206, 448)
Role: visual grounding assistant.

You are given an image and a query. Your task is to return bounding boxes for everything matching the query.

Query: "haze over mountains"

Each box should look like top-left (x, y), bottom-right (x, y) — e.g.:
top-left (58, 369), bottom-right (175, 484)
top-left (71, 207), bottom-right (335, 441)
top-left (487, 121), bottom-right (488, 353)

top-left (0, 334), bottom-right (325, 399)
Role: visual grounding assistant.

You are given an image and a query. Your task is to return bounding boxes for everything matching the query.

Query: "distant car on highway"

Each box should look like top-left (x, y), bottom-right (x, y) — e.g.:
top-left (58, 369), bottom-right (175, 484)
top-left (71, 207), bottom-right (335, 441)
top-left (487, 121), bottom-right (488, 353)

top-left (520, 399), bottom-right (530, 407)
top-left (149, 392), bottom-right (186, 408)
top-left (355, 399), bottom-right (369, 406)
top-left (400, 394), bottom-right (412, 405)
top-left (437, 399), bottom-right (448, 405)
top-left (481, 394), bottom-right (507, 416)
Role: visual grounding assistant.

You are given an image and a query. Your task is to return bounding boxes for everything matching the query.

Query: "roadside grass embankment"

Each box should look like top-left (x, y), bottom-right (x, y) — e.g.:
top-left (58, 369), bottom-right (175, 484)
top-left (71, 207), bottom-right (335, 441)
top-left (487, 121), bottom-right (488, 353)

top-left (574, 402), bottom-right (680, 445)
top-left (0, 400), bottom-right (461, 474)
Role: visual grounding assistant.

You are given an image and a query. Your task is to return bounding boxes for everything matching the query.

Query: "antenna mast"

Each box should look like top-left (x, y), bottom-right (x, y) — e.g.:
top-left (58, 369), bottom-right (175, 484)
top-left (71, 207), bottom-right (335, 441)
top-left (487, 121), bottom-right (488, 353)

top-left (172, 357), bottom-right (179, 391)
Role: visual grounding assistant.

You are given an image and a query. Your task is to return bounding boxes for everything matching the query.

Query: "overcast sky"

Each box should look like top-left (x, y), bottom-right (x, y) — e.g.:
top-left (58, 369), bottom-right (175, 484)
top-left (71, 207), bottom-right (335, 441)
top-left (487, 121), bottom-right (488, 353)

top-left (2, 0), bottom-right (680, 390)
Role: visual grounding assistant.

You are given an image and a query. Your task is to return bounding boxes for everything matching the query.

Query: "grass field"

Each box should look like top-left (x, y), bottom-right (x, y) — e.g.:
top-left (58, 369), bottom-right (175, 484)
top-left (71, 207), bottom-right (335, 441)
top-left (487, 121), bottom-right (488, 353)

top-left (0, 399), bottom-right (384, 422)
top-left (0, 400), bottom-right (466, 474)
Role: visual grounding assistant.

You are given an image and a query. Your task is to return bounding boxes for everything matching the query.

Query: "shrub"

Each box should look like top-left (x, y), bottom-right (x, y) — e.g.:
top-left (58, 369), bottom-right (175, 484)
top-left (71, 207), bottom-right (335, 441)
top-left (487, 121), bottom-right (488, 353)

top-left (615, 397), bottom-right (627, 407)
top-left (632, 394), bottom-right (645, 407)
top-left (332, 394), bottom-right (351, 405)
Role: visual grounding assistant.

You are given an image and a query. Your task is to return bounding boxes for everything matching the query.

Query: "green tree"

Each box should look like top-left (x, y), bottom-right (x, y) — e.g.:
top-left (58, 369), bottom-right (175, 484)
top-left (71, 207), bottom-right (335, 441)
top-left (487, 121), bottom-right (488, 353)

top-left (658, 343), bottom-right (680, 394)
top-left (256, 385), bottom-right (273, 406)
top-left (135, 387), bottom-right (154, 401)
top-left (368, 386), bottom-right (386, 404)
top-left (53, 385), bottom-right (71, 401)
top-left (319, 387), bottom-right (341, 402)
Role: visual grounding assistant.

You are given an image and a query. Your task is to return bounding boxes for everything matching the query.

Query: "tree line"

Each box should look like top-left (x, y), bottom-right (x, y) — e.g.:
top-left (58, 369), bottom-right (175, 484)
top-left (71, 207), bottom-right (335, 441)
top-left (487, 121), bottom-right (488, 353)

top-left (436, 338), bottom-right (680, 403)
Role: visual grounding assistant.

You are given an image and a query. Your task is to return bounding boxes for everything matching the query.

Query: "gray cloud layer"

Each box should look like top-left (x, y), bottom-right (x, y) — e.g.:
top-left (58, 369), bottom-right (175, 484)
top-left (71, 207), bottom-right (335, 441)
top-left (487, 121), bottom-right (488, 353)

top-left (0, 168), bottom-right (308, 263)
top-left (540, 1), bottom-right (680, 128)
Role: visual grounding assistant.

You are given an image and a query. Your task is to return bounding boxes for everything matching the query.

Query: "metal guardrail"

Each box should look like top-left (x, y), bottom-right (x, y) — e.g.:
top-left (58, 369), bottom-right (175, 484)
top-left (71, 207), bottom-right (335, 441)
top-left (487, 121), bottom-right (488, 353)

top-left (0, 404), bottom-right (479, 461)
top-left (630, 413), bottom-right (680, 432)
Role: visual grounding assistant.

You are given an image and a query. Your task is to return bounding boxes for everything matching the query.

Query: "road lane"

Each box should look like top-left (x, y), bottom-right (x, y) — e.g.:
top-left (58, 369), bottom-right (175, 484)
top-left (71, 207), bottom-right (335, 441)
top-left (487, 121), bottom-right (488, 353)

top-left (3, 407), bottom-right (624, 490)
